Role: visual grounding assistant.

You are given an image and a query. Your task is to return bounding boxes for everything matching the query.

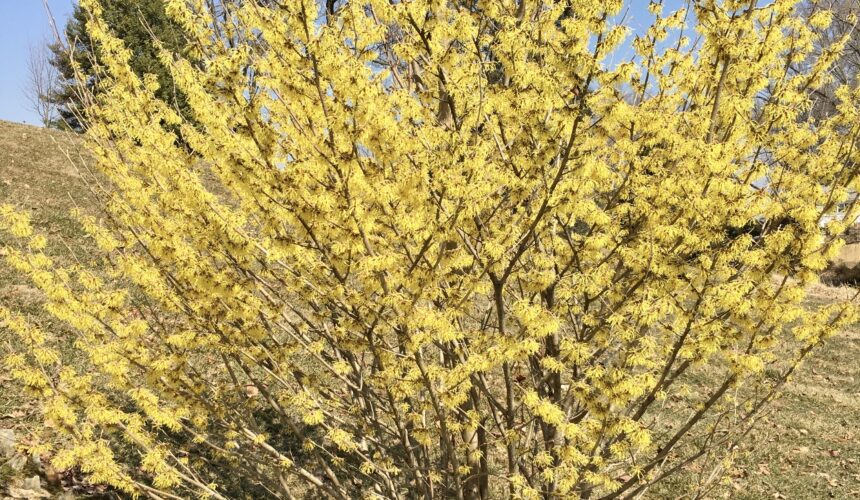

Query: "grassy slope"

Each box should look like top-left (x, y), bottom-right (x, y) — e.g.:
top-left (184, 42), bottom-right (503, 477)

top-left (0, 120), bottom-right (96, 470)
top-left (0, 120), bottom-right (858, 498)
top-left (730, 285), bottom-right (860, 499)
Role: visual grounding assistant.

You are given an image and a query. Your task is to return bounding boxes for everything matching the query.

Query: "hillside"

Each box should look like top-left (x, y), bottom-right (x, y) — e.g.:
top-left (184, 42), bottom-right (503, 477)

top-left (0, 120), bottom-right (96, 320)
top-left (0, 120), bottom-right (101, 497)
top-left (0, 120), bottom-right (858, 498)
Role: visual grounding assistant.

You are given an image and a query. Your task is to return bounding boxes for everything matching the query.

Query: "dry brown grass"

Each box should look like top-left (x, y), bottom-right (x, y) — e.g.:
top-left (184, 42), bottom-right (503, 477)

top-left (0, 120), bottom-right (858, 498)
top-left (722, 286), bottom-right (860, 499)
top-left (0, 120), bottom-right (99, 492)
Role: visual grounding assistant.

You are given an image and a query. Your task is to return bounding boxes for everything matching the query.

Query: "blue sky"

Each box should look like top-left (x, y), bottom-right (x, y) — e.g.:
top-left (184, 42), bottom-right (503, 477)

top-left (0, 0), bottom-right (75, 125)
top-left (0, 0), bottom-right (682, 126)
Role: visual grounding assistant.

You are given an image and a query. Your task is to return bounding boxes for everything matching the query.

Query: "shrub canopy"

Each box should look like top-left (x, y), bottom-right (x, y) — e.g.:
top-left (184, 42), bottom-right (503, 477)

top-left (2, 0), bottom-right (860, 498)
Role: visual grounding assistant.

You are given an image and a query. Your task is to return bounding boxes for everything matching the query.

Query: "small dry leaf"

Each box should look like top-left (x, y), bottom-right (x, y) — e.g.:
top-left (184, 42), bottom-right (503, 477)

top-left (44, 464), bottom-right (61, 487)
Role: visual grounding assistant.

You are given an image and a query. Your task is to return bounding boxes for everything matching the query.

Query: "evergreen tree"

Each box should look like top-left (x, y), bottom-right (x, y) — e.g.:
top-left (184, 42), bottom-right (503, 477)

top-left (49, 0), bottom-right (191, 131)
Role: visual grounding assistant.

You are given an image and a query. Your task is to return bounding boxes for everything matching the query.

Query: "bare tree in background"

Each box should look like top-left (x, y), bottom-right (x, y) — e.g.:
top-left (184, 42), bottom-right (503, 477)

top-left (24, 42), bottom-right (59, 127)
top-left (799, 1), bottom-right (860, 240)
top-left (802, 0), bottom-right (860, 118)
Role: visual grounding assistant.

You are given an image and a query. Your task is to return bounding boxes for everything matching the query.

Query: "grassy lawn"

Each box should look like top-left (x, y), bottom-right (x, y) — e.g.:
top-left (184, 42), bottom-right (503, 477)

top-left (0, 120), bottom-right (97, 488)
top-left (1, 119), bottom-right (858, 498)
top-left (725, 284), bottom-right (860, 499)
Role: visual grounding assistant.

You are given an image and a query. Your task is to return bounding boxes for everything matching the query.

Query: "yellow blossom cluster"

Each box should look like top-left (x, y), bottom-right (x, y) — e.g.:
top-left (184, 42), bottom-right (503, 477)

top-left (2, 0), bottom-right (859, 498)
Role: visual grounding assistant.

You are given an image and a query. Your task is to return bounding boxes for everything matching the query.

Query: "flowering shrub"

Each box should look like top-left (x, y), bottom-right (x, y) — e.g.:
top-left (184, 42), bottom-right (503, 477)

top-left (2, 0), bottom-right (859, 498)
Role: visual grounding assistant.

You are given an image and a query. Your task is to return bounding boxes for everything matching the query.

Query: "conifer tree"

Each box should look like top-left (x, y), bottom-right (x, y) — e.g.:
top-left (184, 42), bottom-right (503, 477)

top-left (48, 0), bottom-right (191, 131)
